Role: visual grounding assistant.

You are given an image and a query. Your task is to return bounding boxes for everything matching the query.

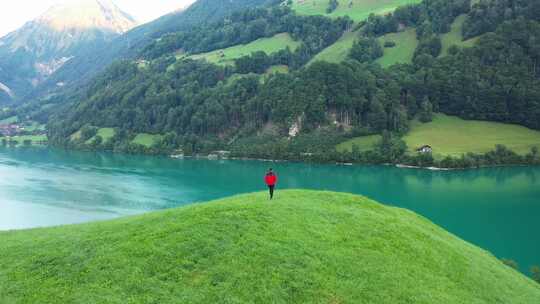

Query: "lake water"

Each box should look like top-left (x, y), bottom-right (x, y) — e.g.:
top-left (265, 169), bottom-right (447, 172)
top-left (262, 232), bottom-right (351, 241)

top-left (1, 147), bottom-right (539, 271)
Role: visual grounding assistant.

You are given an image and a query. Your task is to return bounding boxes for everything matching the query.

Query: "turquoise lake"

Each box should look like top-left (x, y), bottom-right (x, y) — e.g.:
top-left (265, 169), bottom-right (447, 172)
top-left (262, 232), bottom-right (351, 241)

top-left (1, 147), bottom-right (539, 272)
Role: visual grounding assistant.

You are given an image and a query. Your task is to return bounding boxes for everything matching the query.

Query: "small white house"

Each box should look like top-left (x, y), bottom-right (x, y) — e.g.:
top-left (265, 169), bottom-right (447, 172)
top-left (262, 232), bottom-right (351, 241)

top-left (416, 145), bottom-right (433, 154)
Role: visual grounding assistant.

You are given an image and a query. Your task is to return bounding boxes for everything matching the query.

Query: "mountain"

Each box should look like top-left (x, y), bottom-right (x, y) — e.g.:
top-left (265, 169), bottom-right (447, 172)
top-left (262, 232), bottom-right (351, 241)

top-left (1, 190), bottom-right (539, 302)
top-left (0, 0), bottom-right (138, 104)
top-left (26, 0), bottom-right (276, 103)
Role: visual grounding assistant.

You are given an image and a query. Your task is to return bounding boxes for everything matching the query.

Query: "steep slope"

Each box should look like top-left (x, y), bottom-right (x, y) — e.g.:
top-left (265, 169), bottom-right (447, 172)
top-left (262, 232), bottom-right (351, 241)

top-left (1, 190), bottom-right (539, 303)
top-left (0, 0), bottom-right (138, 104)
top-left (28, 0), bottom-right (275, 102)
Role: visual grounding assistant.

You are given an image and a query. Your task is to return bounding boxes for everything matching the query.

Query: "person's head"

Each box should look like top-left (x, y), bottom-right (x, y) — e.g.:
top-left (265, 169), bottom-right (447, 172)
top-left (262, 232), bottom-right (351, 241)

top-left (268, 168), bottom-right (273, 174)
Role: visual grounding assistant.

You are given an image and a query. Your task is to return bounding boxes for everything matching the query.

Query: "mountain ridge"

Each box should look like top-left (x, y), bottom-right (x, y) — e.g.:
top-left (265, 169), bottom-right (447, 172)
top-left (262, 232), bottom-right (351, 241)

top-left (0, 0), bottom-right (138, 103)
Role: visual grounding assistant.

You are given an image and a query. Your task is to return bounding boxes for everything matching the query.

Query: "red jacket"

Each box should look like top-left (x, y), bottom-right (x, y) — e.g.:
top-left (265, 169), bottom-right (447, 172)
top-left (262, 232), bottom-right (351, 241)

top-left (265, 173), bottom-right (277, 186)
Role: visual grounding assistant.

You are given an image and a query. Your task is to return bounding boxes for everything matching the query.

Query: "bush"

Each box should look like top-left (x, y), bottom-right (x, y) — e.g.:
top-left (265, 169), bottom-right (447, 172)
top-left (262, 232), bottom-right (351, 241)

top-left (501, 259), bottom-right (519, 270)
top-left (384, 41), bottom-right (396, 48)
top-left (531, 266), bottom-right (540, 284)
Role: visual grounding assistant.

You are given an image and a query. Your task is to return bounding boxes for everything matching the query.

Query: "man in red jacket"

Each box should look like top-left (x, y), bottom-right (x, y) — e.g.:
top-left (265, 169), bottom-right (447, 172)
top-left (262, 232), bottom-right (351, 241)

top-left (264, 168), bottom-right (277, 200)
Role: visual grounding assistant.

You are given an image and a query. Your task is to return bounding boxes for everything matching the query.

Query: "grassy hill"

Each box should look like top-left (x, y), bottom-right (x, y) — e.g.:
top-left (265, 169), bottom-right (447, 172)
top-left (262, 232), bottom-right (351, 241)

top-left (336, 114), bottom-right (540, 157)
top-left (440, 14), bottom-right (480, 56)
top-left (291, 0), bottom-right (422, 22)
top-left (376, 28), bottom-right (418, 67)
top-left (132, 133), bottom-right (163, 147)
top-left (403, 114), bottom-right (540, 158)
top-left (309, 30), bottom-right (359, 64)
top-left (1, 190), bottom-right (539, 303)
top-left (85, 128), bottom-right (115, 144)
top-left (187, 33), bottom-right (301, 66)
top-left (336, 134), bottom-right (381, 152)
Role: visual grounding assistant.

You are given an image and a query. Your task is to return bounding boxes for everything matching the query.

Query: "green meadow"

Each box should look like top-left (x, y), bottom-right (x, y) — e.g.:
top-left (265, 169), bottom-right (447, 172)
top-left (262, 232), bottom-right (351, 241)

top-left (336, 114), bottom-right (540, 157)
top-left (188, 33), bottom-right (301, 66)
top-left (0, 115), bottom-right (18, 124)
top-left (336, 134), bottom-right (381, 152)
top-left (292, 0), bottom-right (422, 22)
top-left (86, 128), bottom-right (115, 144)
top-left (132, 133), bottom-right (163, 147)
top-left (440, 14), bottom-right (480, 56)
top-left (309, 29), bottom-right (359, 64)
top-left (404, 114), bottom-right (540, 158)
top-left (0, 134), bottom-right (48, 145)
top-left (1, 190), bottom-right (539, 303)
top-left (376, 28), bottom-right (418, 67)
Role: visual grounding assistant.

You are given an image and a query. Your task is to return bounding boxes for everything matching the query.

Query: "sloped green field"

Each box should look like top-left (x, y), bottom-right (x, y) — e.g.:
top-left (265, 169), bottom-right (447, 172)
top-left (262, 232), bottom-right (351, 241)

top-left (1, 190), bottom-right (539, 303)
top-left (440, 14), bottom-right (480, 56)
top-left (376, 28), bottom-right (418, 67)
top-left (188, 33), bottom-right (301, 66)
top-left (309, 30), bottom-right (359, 64)
top-left (292, 0), bottom-right (421, 21)
top-left (86, 128), bottom-right (115, 144)
top-left (404, 114), bottom-right (540, 158)
top-left (336, 134), bottom-right (381, 152)
top-left (132, 133), bottom-right (163, 147)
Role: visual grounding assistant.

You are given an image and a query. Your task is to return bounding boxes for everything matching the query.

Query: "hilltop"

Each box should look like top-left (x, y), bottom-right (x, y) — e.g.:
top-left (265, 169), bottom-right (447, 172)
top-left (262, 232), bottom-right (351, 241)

top-left (1, 190), bottom-right (539, 303)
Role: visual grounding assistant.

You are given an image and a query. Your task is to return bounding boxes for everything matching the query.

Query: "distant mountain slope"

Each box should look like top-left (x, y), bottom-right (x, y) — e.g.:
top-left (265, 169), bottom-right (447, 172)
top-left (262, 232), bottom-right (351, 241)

top-left (1, 190), bottom-right (539, 302)
top-left (0, 0), bottom-right (138, 104)
top-left (28, 0), bottom-right (276, 102)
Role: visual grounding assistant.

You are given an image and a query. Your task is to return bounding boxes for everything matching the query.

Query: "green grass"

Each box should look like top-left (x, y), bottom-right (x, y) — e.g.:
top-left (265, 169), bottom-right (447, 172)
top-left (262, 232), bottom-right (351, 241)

top-left (309, 29), bottom-right (359, 64)
top-left (86, 128), bottom-right (116, 144)
top-left (292, 0), bottom-right (422, 22)
top-left (0, 115), bottom-right (18, 124)
top-left (404, 114), bottom-right (540, 158)
top-left (70, 130), bottom-right (82, 141)
top-left (132, 133), bottom-right (163, 147)
top-left (188, 33), bottom-right (301, 66)
top-left (336, 134), bottom-right (381, 152)
top-left (440, 14), bottom-right (480, 56)
top-left (376, 28), bottom-right (418, 67)
top-left (266, 65), bottom-right (289, 74)
top-left (1, 190), bottom-right (539, 303)
top-left (24, 122), bottom-right (46, 132)
top-left (0, 134), bottom-right (48, 145)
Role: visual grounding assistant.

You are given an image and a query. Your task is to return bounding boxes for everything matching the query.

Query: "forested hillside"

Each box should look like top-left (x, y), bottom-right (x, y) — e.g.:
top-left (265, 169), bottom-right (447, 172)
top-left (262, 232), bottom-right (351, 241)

top-left (34, 0), bottom-right (540, 167)
top-left (22, 0), bottom-right (277, 103)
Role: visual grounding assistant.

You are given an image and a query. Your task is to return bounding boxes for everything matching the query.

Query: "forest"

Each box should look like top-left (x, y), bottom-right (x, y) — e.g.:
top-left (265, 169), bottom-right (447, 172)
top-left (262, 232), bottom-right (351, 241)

top-left (34, 0), bottom-right (540, 168)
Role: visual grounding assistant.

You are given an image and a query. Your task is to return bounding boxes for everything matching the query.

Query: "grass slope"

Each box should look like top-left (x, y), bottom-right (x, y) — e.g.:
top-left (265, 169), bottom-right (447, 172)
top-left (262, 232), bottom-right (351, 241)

top-left (336, 134), bottom-right (381, 152)
top-left (1, 190), bottom-right (539, 303)
top-left (404, 114), bottom-right (540, 158)
top-left (309, 29), bottom-right (359, 64)
top-left (132, 133), bottom-right (163, 147)
top-left (292, 0), bottom-right (422, 22)
top-left (0, 134), bottom-right (47, 145)
top-left (376, 28), bottom-right (418, 67)
top-left (440, 14), bottom-right (479, 56)
top-left (86, 128), bottom-right (116, 144)
top-left (0, 116), bottom-right (18, 124)
top-left (188, 33), bottom-right (301, 66)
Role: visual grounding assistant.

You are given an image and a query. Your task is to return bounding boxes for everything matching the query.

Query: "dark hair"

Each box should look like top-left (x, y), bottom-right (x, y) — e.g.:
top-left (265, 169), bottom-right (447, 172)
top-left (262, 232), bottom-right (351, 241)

top-left (269, 168), bottom-right (273, 171)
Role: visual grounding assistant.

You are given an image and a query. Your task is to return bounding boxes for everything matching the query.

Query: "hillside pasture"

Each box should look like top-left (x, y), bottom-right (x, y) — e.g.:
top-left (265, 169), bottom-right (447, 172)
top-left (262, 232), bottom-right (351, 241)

top-left (188, 33), bottom-right (301, 66)
top-left (336, 134), bottom-right (381, 152)
top-left (440, 14), bottom-right (480, 56)
top-left (309, 29), bottom-right (359, 64)
top-left (376, 28), bottom-right (418, 67)
top-left (404, 114), bottom-right (540, 158)
top-left (292, 0), bottom-right (422, 22)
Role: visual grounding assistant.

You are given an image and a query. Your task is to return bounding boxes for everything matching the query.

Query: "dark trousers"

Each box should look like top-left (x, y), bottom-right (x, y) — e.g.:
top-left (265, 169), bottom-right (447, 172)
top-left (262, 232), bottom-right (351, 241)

top-left (268, 185), bottom-right (275, 199)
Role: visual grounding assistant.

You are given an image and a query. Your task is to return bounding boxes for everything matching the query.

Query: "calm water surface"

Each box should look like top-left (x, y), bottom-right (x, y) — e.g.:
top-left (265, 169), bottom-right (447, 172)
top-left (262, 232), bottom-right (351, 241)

top-left (1, 147), bottom-right (539, 271)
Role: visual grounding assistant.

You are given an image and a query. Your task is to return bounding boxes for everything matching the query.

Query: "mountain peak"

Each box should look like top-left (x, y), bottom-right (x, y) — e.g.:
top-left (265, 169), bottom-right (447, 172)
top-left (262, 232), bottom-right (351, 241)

top-left (37, 0), bottom-right (138, 34)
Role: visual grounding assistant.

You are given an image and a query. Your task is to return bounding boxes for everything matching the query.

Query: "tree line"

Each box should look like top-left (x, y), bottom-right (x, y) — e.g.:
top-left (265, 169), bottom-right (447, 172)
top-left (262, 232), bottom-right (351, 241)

top-left (42, 0), bottom-right (540, 168)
